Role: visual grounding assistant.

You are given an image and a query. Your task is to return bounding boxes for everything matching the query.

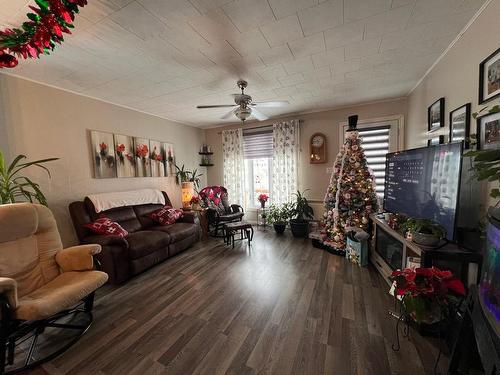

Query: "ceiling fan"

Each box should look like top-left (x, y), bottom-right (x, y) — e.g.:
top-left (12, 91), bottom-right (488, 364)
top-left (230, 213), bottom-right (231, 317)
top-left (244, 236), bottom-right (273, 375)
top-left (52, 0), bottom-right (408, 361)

top-left (196, 80), bottom-right (289, 122)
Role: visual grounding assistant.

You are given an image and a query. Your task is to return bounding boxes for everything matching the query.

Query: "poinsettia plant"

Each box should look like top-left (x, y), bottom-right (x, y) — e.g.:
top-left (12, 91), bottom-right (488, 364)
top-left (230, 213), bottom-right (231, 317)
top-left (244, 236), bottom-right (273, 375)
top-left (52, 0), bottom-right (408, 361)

top-left (258, 194), bottom-right (269, 203)
top-left (390, 267), bottom-right (465, 324)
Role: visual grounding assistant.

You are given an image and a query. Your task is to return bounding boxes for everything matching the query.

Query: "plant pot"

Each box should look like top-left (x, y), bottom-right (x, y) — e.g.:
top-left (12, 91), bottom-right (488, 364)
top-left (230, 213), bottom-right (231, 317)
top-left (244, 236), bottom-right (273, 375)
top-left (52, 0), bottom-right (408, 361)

top-left (290, 219), bottom-right (309, 238)
top-left (411, 231), bottom-right (440, 247)
top-left (273, 222), bottom-right (286, 234)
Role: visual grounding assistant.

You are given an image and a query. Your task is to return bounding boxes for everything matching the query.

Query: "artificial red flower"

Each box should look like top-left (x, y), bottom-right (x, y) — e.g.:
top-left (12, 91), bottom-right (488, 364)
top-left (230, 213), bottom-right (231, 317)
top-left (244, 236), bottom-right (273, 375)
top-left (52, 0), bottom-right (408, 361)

top-left (444, 278), bottom-right (466, 296)
top-left (116, 144), bottom-right (125, 153)
top-left (258, 194), bottom-right (269, 202)
top-left (99, 142), bottom-right (108, 151)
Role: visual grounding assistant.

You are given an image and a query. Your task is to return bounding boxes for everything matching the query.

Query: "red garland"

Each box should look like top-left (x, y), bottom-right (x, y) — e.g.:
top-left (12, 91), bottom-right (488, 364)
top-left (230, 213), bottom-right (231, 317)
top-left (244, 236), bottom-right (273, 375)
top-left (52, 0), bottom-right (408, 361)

top-left (0, 0), bottom-right (88, 68)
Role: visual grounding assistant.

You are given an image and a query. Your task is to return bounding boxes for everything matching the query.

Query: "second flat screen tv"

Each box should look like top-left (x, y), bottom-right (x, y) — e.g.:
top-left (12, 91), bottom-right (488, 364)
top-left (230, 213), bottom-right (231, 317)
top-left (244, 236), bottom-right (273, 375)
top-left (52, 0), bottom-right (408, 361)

top-left (384, 142), bottom-right (463, 241)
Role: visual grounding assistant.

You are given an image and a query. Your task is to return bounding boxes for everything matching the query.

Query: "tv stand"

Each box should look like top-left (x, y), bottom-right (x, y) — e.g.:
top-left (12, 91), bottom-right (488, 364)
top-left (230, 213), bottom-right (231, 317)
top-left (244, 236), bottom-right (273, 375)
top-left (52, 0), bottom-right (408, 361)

top-left (369, 214), bottom-right (482, 287)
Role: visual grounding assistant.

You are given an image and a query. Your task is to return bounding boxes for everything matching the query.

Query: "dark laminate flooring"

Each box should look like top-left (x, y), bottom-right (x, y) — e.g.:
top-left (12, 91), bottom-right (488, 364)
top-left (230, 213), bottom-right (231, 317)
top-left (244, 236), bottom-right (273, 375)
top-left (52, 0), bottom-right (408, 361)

top-left (29, 230), bottom-right (446, 375)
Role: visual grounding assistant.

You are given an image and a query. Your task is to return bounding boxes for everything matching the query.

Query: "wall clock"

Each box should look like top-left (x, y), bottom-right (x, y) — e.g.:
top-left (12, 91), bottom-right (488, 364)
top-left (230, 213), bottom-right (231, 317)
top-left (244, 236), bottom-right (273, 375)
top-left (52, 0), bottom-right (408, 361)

top-left (310, 133), bottom-right (327, 164)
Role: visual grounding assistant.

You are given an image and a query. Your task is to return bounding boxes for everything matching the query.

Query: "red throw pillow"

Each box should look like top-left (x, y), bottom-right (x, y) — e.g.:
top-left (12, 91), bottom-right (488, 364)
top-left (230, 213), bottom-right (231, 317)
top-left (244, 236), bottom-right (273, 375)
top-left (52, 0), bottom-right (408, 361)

top-left (85, 218), bottom-right (128, 237)
top-left (149, 206), bottom-right (183, 225)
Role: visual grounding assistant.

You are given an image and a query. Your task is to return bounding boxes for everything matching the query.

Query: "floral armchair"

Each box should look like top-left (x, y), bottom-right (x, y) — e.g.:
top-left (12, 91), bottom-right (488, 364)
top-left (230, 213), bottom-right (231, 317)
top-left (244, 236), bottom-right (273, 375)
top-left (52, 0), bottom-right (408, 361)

top-left (198, 186), bottom-right (244, 236)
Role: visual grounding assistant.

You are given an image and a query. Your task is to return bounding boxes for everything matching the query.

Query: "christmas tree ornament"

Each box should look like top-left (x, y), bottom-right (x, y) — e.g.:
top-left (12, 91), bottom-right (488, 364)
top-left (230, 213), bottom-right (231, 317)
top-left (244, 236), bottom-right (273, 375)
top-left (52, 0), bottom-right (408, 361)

top-left (322, 115), bottom-right (378, 253)
top-left (0, 0), bottom-right (88, 68)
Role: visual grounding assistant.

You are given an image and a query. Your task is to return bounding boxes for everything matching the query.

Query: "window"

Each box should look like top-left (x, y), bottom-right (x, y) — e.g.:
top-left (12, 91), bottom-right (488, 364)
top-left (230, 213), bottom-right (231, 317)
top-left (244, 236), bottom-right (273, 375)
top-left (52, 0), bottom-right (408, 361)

top-left (341, 118), bottom-right (402, 197)
top-left (242, 128), bottom-right (273, 208)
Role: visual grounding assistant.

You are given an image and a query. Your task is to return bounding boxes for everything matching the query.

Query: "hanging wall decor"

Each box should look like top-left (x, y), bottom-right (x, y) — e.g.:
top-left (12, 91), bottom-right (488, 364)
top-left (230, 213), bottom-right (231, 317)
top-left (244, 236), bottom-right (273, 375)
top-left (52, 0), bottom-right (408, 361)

top-left (0, 0), bottom-right (88, 69)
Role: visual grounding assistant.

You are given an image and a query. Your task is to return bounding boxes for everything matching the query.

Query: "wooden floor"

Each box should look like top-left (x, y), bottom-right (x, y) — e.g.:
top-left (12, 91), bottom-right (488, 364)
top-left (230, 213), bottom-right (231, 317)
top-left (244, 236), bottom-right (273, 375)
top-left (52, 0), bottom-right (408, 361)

top-left (30, 230), bottom-right (446, 375)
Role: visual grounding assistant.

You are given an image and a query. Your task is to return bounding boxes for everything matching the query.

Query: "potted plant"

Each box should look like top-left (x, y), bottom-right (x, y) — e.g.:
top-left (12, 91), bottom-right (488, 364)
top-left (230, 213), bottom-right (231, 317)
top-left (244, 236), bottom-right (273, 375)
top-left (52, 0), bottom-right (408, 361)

top-left (258, 193), bottom-right (269, 208)
top-left (0, 151), bottom-right (58, 206)
top-left (400, 218), bottom-right (446, 247)
top-left (289, 190), bottom-right (314, 238)
top-left (390, 267), bottom-right (465, 331)
top-left (268, 203), bottom-right (293, 234)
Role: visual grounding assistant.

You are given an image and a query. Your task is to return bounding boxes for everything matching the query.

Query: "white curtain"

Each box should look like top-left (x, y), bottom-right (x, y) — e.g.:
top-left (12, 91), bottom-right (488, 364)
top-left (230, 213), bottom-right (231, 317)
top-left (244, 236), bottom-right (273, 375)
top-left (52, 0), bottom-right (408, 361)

top-left (272, 119), bottom-right (299, 204)
top-left (222, 128), bottom-right (244, 206)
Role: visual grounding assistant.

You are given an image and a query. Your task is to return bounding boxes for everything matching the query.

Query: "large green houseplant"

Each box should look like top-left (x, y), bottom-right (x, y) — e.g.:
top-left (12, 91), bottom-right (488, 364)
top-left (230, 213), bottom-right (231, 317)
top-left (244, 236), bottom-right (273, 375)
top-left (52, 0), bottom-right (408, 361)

top-left (289, 190), bottom-right (314, 238)
top-left (0, 151), bottom-right (58, 206)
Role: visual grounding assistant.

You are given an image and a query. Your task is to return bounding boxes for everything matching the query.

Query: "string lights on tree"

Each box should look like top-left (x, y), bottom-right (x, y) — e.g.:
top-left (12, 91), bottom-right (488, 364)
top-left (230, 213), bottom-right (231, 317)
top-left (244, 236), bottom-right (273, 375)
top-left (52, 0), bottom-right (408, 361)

top-left (322, 115), bottom-right (378, 252)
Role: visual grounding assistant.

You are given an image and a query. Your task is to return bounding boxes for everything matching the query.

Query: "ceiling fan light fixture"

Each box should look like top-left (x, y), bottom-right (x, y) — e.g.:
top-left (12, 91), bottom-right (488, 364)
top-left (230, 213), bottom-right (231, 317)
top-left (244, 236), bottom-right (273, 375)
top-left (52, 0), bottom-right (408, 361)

top-left (235, 108), bottom-right (252, 122)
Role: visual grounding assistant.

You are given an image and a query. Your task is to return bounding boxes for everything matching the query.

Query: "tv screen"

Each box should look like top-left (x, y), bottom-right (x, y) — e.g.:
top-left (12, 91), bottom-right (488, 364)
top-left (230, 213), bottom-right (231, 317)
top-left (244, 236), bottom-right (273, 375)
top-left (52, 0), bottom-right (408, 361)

top-left (384, 142), bottom-right (462, 241)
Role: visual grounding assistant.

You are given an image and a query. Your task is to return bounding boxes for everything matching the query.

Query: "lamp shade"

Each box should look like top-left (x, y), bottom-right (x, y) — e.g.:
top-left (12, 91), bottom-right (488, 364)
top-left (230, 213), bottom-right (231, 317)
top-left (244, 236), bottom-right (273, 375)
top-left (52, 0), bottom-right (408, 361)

top-left (181, 182), bottom-right (194, 208)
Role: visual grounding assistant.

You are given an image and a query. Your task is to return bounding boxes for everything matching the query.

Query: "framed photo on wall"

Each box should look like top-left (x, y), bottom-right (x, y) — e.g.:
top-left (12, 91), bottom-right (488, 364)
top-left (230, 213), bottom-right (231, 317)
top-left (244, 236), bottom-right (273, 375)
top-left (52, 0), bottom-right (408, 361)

top-left (449, 103), bottom-right (471, 148)
top-left (427, 135), bottom-right (445, 146)
top-left (479, 47), bottom-right (500, 104)
top-left (428, 98), bottom-right (445, 132)
top-left (90, 130), bottom-right (116, 179)
top-left (477, 111), bottom-right (500, 150)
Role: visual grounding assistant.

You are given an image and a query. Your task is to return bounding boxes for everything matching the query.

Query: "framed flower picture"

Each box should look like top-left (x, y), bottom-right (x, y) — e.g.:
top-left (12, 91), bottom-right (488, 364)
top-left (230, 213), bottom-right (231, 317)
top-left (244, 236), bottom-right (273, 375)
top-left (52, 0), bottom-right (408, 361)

top-left (449, 103), bottom-right (471, 148)
top-left (479, 47), bottom-right (500, 104)
top-left (90, 130), bottom-right (116, 179)
top-left (150, 140), bottom-right (165, 177)
top-left (114, 134), bottom-right (135, 178)
top-left (477, 111), bottom-right (500, 150)
top-left (428, 98), bottom-right (445, 132)
top-left (134, 137), bottom-right (152, 177)
top-left (163, 142), bottom-right (175, 176)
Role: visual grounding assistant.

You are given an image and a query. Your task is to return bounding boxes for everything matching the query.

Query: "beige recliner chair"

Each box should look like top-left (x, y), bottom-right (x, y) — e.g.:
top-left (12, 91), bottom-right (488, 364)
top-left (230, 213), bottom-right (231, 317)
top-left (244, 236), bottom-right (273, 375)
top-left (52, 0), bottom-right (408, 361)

top-left (0, 203), bottom-right (108, 374)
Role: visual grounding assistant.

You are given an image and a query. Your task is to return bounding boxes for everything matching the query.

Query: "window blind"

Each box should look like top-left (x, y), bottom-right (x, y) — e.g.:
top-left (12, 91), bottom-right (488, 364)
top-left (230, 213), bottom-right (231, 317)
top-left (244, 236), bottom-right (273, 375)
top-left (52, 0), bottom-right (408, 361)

top-left (357, 125), bottom-right (391, 195)
top-left (243, 129), bottom-right (273, 159)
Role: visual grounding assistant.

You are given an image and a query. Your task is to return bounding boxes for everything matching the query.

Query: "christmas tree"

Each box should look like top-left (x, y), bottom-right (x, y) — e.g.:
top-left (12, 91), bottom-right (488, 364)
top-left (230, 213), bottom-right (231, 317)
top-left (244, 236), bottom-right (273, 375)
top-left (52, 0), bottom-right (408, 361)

top-left (322, 115), bottom-right (378, 251)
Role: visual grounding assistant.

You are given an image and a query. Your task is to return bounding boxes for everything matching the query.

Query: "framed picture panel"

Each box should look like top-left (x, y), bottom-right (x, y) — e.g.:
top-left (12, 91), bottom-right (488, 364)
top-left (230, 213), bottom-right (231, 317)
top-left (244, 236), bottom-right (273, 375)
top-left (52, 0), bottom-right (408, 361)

top-left (427, 135), bottom-right (445, 146)
top-left (477, 111), bottom-right (500, 150)
top-left (114, 134), bottom-right (135, 178)
top-left (428, 98), bottom-right (445, 132)
top-left (479, 47), bottom-right (500, 104)
top-left (150, 140), bottom-right (165, 177)
top-left (90, 130), bottom-right (116, 179)
top-left (134, 137), bottom-right (152, 177)
top-left (449, 103), bottom-right (471, 148)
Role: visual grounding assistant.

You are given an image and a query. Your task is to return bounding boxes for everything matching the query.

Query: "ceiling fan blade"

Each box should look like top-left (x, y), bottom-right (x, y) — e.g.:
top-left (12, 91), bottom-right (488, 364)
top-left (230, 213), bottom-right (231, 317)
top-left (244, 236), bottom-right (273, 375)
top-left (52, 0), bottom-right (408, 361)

top-left (251, 108), bottom-right (269, 121)
top-left (251, 100), bottom-right (289, 108)
top-left (221, 108), bottom-right (238, 120)
top-left (197, 104), bottom-right (237, 109)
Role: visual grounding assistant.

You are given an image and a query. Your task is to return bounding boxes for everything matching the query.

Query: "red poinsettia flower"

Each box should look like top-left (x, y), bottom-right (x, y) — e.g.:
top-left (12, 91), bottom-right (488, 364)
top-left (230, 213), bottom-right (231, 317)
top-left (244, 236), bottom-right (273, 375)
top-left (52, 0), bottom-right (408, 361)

top-left (116, 144), bottom-right (125, 153)
top-left (258, 194), bottom-right (269, 202)
top-left (443, 278), bottom-right (466, 296)
top-left (99, 142), bottom-right (108, 151)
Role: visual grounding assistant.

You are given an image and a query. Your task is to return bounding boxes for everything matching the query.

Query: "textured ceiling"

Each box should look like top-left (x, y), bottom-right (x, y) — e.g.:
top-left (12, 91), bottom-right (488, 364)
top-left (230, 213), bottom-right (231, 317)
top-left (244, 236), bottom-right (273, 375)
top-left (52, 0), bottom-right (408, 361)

top-left (0, 0), bottom-right (487, 127)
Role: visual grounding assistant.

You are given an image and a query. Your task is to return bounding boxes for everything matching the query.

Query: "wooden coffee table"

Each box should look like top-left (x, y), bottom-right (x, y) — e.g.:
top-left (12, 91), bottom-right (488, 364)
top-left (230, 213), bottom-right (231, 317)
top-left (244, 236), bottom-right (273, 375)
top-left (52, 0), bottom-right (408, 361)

top-left (224, 221), bottom-right (254, 248)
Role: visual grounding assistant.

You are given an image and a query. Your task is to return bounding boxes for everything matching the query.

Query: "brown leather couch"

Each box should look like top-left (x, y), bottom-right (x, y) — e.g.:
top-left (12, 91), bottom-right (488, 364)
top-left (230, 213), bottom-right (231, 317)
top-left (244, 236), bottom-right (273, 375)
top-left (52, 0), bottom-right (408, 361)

top-left (69, 192), bottom-right (199, 284)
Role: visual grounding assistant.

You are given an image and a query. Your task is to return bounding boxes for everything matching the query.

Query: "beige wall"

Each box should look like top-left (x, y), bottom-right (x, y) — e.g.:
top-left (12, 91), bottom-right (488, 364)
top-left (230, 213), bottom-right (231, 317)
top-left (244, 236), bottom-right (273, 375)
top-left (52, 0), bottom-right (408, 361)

top-left (0, 74), bottom-right (205, 246)
top-left (406, 0), bottom-right (499, 208)
top-left (204, 98), bottom-right (407, 218)
top-left (406, 0), bottom-right (500, 148)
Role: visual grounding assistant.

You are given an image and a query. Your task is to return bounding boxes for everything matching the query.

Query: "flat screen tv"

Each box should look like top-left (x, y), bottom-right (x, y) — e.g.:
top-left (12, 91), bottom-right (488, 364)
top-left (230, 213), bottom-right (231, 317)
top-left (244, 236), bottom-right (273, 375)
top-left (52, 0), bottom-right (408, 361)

top-left (384, 142), bottom-right (463, 241)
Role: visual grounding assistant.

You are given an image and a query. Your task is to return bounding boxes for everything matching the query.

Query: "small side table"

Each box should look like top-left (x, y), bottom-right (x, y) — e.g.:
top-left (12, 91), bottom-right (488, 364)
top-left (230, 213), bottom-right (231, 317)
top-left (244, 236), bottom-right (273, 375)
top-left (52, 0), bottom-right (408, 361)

top-left (257, 207), bottom-right (268, 229)
top-left (192, 208), bottom-right (209, 240)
